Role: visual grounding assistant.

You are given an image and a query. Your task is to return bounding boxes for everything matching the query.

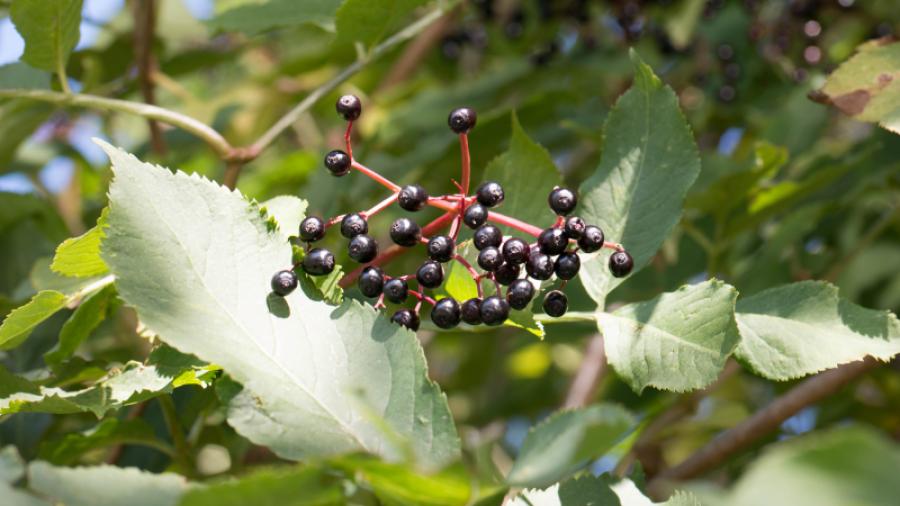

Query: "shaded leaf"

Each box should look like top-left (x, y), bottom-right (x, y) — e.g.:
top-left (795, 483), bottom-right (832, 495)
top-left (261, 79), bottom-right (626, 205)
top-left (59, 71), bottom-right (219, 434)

top-left (0, 100), bottom-right (55, 171)
top-left (9, 0), bottom-right (82, 73)
top-left (51, 208), bottom-right (109, 278)
top-left (0, 290), bottom-right (67, 350)
top-left (335, 0), bottom-right (427, 47)
top-left (0, 62), bottom-right (51, 90)
top-left (38, 418), bottom-right (167, 465)
top-left (43, 284), bottom-right (117, 365)
top-left (513, 476), bottom-right (699, 506)
top-left (207, 0), bottom-right (341, 35)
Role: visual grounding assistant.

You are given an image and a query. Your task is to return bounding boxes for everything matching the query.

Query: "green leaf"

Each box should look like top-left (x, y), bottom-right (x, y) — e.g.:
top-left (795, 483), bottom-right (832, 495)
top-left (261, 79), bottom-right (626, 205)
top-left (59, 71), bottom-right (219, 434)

top-left (0, 290), bottom-right (67, 350)
top-left (507, 404), bottom-right (635, 488)
top-left (177, 465), bottom-right (342, 506)
top-left (814, 39), bottom-right (900, 135)
top-left (51, 208), bottom-right (109, 278)
top-left (28, 461), bottom-right (192, 506)
top-left (43, 284), bottom-right (116, 365)
top-left (98, 141), bottom-right (459, 468)
top-left (0, 100), bottom-right (55, 170)
top-left (513, 476), bottom-right (700, 506)
top-left (734, 281), bottom-right (900, 380)
top-left (557, 474), bottom-right (620, 506)
top-left (483, 112), bottom-right (563, 232)
top-left (0, 62), bottom-right (51, 90)
top-left (261, 196), bottom-right (307, 242)
top-left (9, 0), bottom-right (83, 73)
top-left (38, 418), bottom-right (166, 465)
top-left (207, 0), bottom-right (342, 35)
top-left (291, 245), bottom-right (344, 305)
top-left (335, 0), bottom-right (427, 47)
top-left (597, 280), bottom-right (739, 393)
top-left (579, 50), bottom-right (700, 304)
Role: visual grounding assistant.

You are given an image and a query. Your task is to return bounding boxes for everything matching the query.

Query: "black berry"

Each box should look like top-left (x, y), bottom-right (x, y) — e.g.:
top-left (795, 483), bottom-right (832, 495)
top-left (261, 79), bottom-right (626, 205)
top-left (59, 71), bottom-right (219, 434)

top-left (448, 107), bottom-right (477, 134)
top-left (358, 266), bottom-right (384, 298)
top-left (507, 279), bottom-right (535, 310)
top-left (609, 250), bottom-right (634, 278)
top-left (398, 184), bottom-right (429, 212)
top-left (526, 252), bottom-right (554, 280)
top-left (340, 213), bottom-right (368, 238)
top-left (501, 238), bottom-right (530, 264)
top-left (548, 188), bottom-right (578, 215)
top-left (336, 94), bottom-right (361, 121)
top-left (538, 228), bottom-right (568, 255)
top-left (390, 218), bottom-right (422, 247)
top-left (383, 278), bottom-right (409, 303)
top-left (480, 296), bottom-right (510, 326)
top-left (463, 203), bottom-right (489, 229)
top-left (475, 181), bottom-right (505, 208)
top-left (431, 298), bottom-right (461, 329)
top-left (461, 298), bottom-right (483, 325)
top-left (564, 216), bottom-right (586, 239)
top-left (554, 252), bottom-right (580, 280)
top-left (302, 248), bottom-right (335, 276)
top-left (299, 216), bottom-right (326, 242)
top-left (348, 234), bottom-right (378, 263)
top-left (427, 235), bottom-right (455, 263)
top-left (324, 150), bottom-right (351, 176)
top-left (477, 246), bottom-right (504, 272)
top-left (578, 225), bottom-right (605, 253)
top-left (271, 270), bottom-right (298, 296)
top-left (495, 262), bottom-right (521, 285)
top-left (474, 224), bottom-right (502, 250)
top-left (416, 260), bottom-right (444, 288)
top-left (543, 290), bottom-right (568, 317)
top-left (391, 309), bottom-right (420, 331)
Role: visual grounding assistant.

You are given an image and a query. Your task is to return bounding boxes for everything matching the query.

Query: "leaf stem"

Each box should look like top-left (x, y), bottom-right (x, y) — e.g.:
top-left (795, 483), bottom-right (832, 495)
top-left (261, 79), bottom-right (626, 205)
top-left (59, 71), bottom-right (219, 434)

top-left (158, 395), bottom-right (193, 475)
top-left (533, 311), bottom-right (596, 324)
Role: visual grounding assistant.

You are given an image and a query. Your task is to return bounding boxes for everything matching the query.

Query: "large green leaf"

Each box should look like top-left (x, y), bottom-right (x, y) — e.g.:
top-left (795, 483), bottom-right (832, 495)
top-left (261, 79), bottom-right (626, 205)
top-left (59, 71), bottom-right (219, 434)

top-left (335, 0), bottom-right (427, 47)
top-left (51, 208), bottom-right (109, 278)
top-left (578, 50), bottom-right (700, 304)
top-left (178, 465), bottom-right (342, 506)
top-left (0, 290), bottom-right (67, 350)
top-left (597, 280), bottom-right (739, 393)
top-left (9, 0), bottom-right (82, 73)
top-left (734, 281), bottom-right (900, 380)
top-left (0, 62), bottom-right (51, 90)
top-left (261, 196), bottom-right (307, 242)
top-left (28, 461), bottom-right (192, 506)
top-left (98, 141), bottom-right (459, 468)
top-left (207, 0), bottom-right (341, 35)
top-left (507, 404), bottom-right (635, 488)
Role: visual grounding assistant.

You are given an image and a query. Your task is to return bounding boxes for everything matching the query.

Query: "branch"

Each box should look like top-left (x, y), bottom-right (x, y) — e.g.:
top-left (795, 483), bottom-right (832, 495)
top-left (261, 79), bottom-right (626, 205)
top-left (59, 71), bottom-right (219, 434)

top-left (562, 332), bottom-right (607, 408)
top-left (133, 0), bottom-right (166, 155)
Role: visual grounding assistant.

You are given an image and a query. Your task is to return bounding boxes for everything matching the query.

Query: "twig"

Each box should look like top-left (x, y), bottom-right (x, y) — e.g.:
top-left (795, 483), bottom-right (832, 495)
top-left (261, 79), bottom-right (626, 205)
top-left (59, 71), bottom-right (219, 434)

top-left (376, 8), bottom-right (456, 93)
top-left (133, 0), bottom-right (166, 155)
top-left (562, 333), bottom-right (607, 408)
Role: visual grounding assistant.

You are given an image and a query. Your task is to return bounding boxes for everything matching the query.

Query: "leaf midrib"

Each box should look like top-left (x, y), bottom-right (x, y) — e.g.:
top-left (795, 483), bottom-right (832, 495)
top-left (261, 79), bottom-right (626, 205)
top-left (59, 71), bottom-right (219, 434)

top-left (603, 313), bottom-right (722, 357)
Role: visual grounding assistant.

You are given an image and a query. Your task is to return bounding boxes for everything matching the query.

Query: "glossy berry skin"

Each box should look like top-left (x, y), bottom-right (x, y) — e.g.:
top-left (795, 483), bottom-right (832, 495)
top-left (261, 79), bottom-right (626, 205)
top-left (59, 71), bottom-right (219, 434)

top-left (398, 184), bottom-right (429, 212)
top-left (461, 298), bottom-right (483, 325)
top-left (463, 203), bottom-right (488, 229)
top-left (543, 290), bottom-right (568, 317)
top-left (578, 225), bottom-right (605, 253)
top-left (271, 270), bottom-right (298, 296)
top-left (324, 150), bottom-right (351, 176)
top-left (358, 266), bottom-right (384, 298)
top-left (480, 296), bottom-right (510, 326)
top-left (548, 188), bottom-right (578, 215)
top-left (416, 260), bottom-right (444, 289)
top-left (336, 94), bottom-right (361, 121)
top-left (448, 107), bottom-right (477, 134)
top-left (564, 216), bottom-right (586, 239)
top-left (383, 278), bottom-right (409, 303)
top-left (473, 225), bottom-right (502, 250)
top-left (477, 246), bottom-right (504, 272)
top-left (427, 235), bottom-right (455, 263)
top-left (526, 253), bottom-right (554, 280)
top-left (299, 216), bottom-right (326, 242)
top-left (431, 298), bottom-right (461, 329)
top-left (348, 234), bottom-right (378, 263)
top-left (390, 218), bottom-right (422, 247)
top-left (340, 213), bottom-right (368, 238)
top-left (391, 309), bottom-right (420, 331)
top-left (501, 238), bottom-right (530, 264)
top-left (475, 181), bottom-right (505, 208)
top-left (538, 228), bottom-right (568, 255)
top-left (609, 250), bottom-right (634, 278)
top-left (302, 248), bottom-right (335, 276)
top-left (555, 252), bottom-right (581, 280)
top-left (495, 262), bottom-right (520, 285)
top-left (507, 279), bottom-right (535, 310)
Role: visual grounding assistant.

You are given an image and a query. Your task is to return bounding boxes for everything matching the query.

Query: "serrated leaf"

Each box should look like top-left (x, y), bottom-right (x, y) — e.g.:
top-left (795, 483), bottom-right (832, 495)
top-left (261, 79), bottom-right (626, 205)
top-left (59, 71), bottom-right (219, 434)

top-left (513, 476), bottom-right (699, 506)
top-left (261, 195), bottom-right (307, 241)
top-left (43, 284), bottom-right (116, 365)
top-left (579, 50), bottom-right (700, 304)
top-left (335, 0), bottom-right (427, 47)
top-left (28, 461), bottom-right (192, 506)
top-left (0, 290), bottom-right (67, 350)
top-left (734, 281), bottom-right (900, 381)
top-left (507, 404), bottom-right (635, 488)
top-left (0, 62), bottom-right (51, 90)
top-left (9, 0), bottom-right (82, 73)
top-left (207, 0), bottom-right (341, 35)
top-left (51, 208), bottom-right (109, 278)
top-left (97, 141), bottom-right (459, 468)
top-left (177, 465), bottom-right (342, 506)
top-left (597, 280), bottom-right (739, 393)
top-left (37, 418), bottom-right (164, 465)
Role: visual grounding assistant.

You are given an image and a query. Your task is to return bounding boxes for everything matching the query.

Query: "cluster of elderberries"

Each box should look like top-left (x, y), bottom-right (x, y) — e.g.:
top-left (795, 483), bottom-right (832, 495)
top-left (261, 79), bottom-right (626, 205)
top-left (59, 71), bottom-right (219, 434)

top-left (269, 95), bottom-right (633, 332)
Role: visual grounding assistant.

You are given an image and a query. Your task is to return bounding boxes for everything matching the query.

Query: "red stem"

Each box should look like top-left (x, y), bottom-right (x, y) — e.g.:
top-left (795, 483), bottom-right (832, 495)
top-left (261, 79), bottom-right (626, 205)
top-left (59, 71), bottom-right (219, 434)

top-left (352, 161), bottom-right (401, 192)
top-left (453, 254), bottom-right (483, 298)
top-left (345, 121), bottom-right (353, 158)
top-left (363, 192), bottom-right (400, 218)
top-left (408, 289), bottom-right (436, 306)
top-left (459, 133), bottom-right (471, 195)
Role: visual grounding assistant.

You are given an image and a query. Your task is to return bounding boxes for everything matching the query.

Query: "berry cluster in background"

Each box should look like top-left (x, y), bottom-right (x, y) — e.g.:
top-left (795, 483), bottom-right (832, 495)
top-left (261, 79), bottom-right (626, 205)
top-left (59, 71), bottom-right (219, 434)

top-left (271, 96), bottom-right (632, 332)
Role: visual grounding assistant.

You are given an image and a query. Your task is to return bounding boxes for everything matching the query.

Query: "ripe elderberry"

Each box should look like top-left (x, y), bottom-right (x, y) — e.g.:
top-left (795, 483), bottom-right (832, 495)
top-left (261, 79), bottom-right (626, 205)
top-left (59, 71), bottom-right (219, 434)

top-left (543, 290), bottom-right (568, 317)
top-left (538, 227), bottom-right (568, 255)
top-left (554, 252), bottom-right (580, 280)
top-left (336, 94), bottom-right (361, 121)
top-left (473, 224), bottom-right (502, 250)
top-left (416, 260), bottom-right (444, 288)
top-left (476, 181), bottom-right (504, 208)
top-left (302, 248), bottom-right (335, 276)
top-left (463, 203), bottom-right (488, 229)
top-left (461, 298), bottom-right (483, 325)
top-left (480, 296), bottom-right (510, 326)
top-left (477, 246), bottom-right (504, 272)
top-left (391, 308), bottom-right (420, 331)
top-left (324, 150), bottom-right (351, 176)
top-left (548, 188), bottom-right (578, 215)
top-left (390, 218), bottom-right (422, 247)
top-left (495, 262), bottom-right (521, 285)
top-left (507, 279), bottom-right (535, 310)
top-left (358, 266), bottom-right (384, 298)
top-left (271, 270), bottom-right (298, 296)
top-left (383, 278), bottom-right (409, 303)
top-left (564, 216), bottom-right (586, 239)
top-left (578, 225), bottom-right (605, 253)
top-left (502, 237), bottom-right (529, 264)
top-left (427, 235), bottom-right (455, 263)
top-left (398, 184), bottom-right (429, 212)
top-left (448, 107), bottom-right (477, 134)
top-left (340, 213), bottom-right (368, 238)
top-left (348, 234), bottom-right (378, 263)
top-left (299, 216), bottom-right (326, 242)
top-left (526, 252), bottom-right (554, 280)
top-left (431, 298), bottom-right (461, 329)
top-left (609, 250), bottom-right (634, 278)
